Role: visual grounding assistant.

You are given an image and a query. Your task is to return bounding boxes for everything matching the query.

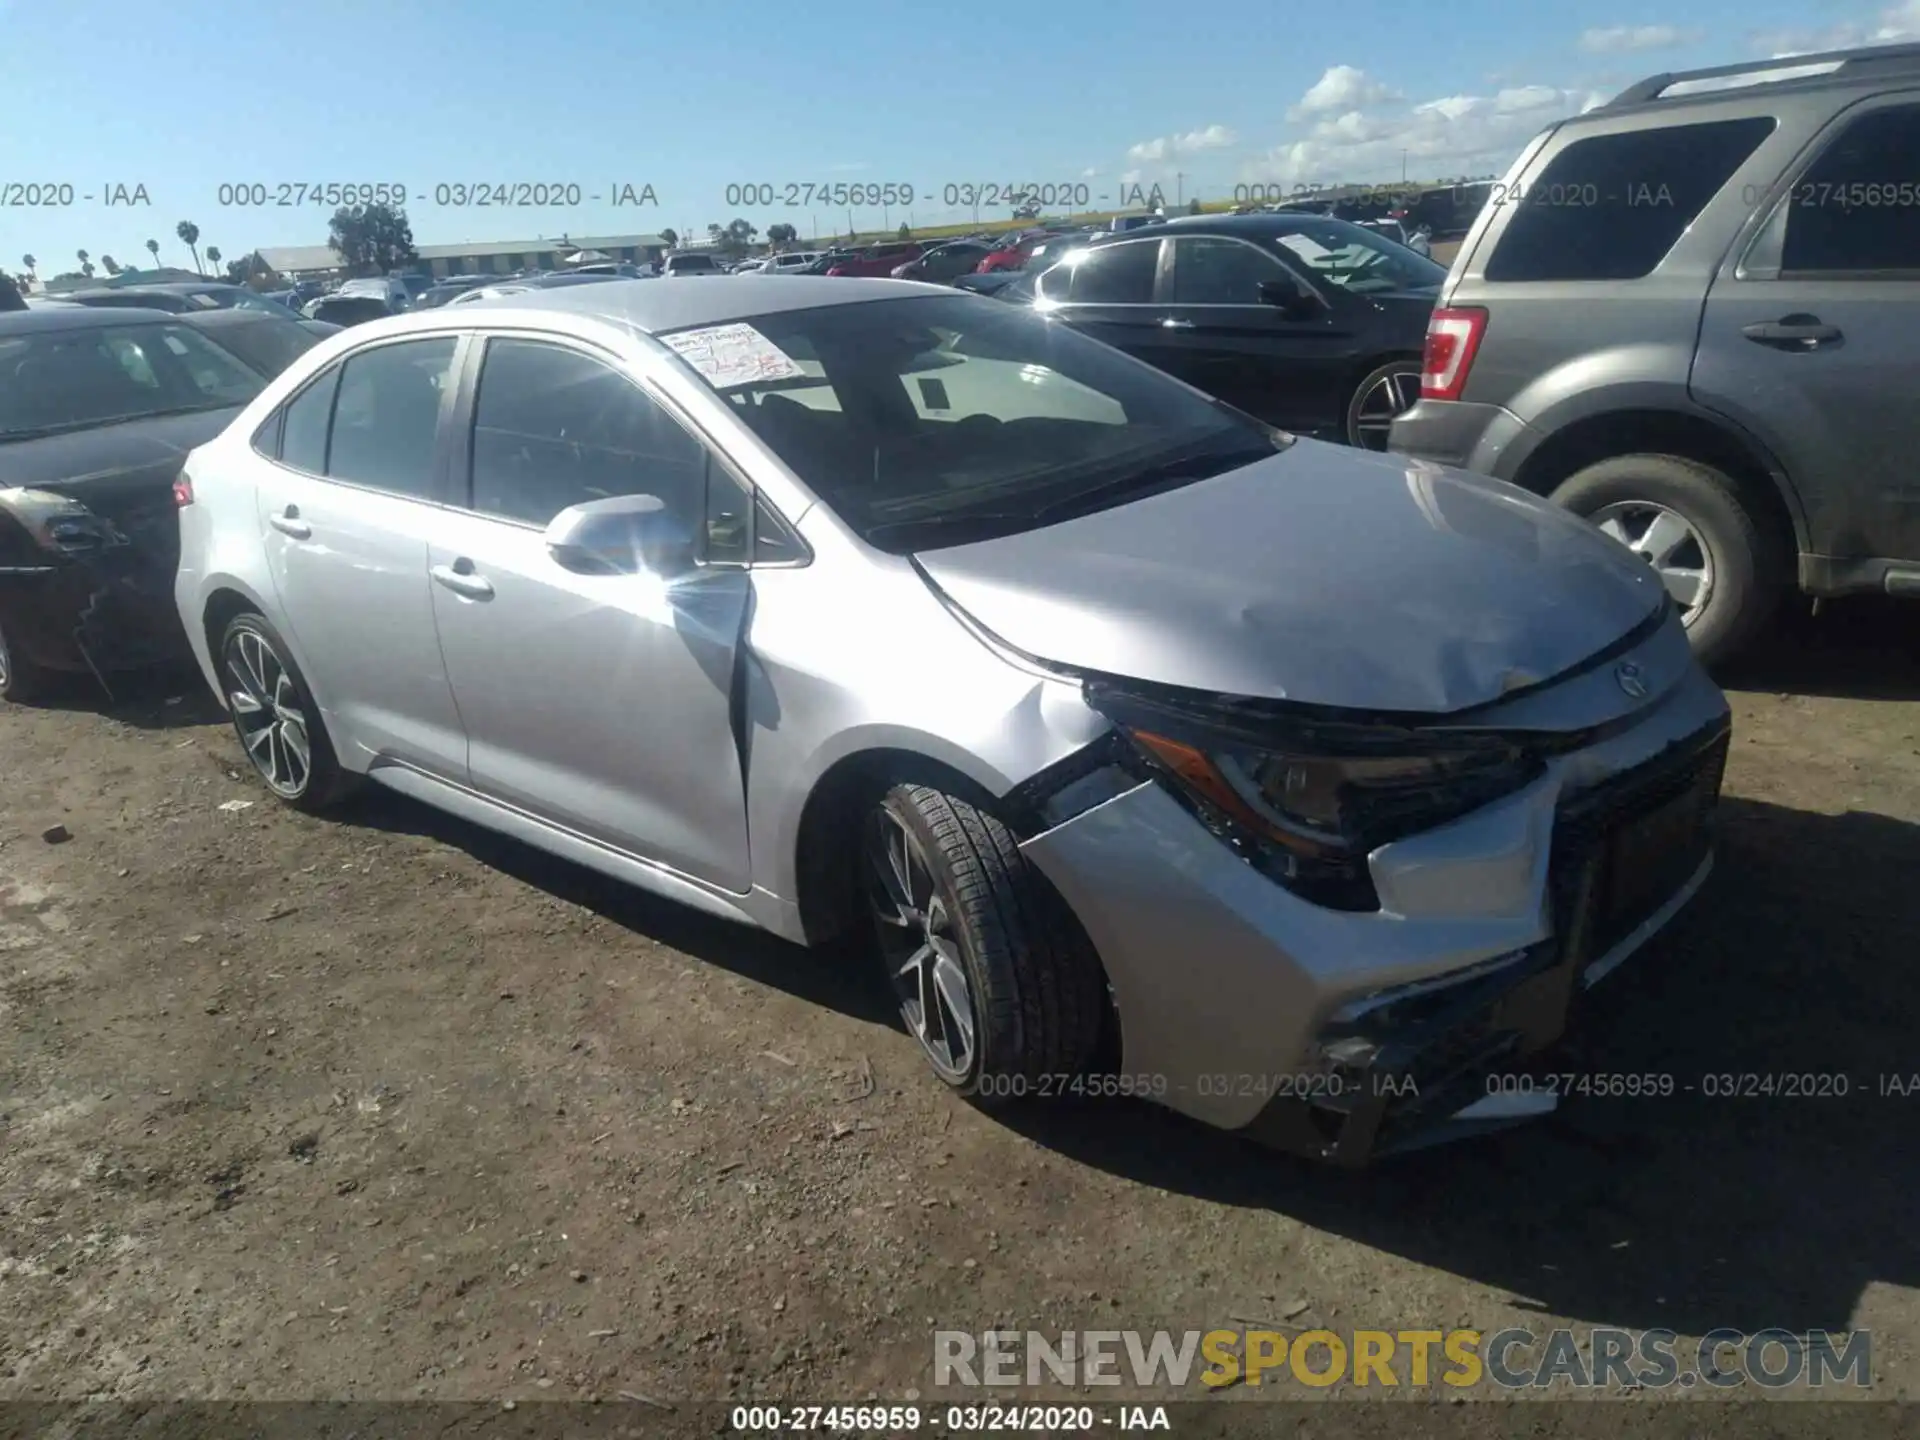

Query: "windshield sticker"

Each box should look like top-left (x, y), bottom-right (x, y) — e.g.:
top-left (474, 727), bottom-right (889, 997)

top-left (662, 323), bottom-right (804, 389)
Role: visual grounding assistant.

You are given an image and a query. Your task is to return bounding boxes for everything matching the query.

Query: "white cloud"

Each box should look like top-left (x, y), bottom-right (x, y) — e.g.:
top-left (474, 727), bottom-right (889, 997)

top-left (1579, 24), bottom-right (1703, 53)
top-left (1081, 167), bottom-right (1099, 178)
top-left (1125, 123), bottom-right (1238, 164)
top-left (1119, 168), bottom-right (1144, 185)
top-left (1244, 81), bottom-right (1583, 187)
top-left (1291, 65), bottom-right (1400, 118)
top-left (1753, 0), bottom-right (1920, 54)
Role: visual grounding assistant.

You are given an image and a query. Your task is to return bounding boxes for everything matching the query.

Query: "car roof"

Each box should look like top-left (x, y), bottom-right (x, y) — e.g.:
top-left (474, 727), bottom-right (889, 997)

top-left (365, 275), bottom-right (948, 336)
top-left (0, 304), bottom-right (178, 334)
top-left (1153, 212), bottom-right (1358, 239)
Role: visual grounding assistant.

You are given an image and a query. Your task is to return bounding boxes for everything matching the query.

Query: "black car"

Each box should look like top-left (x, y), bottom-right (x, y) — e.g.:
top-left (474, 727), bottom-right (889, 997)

top-left (0, 307), bottom-right (269, 699)
top-left (890, 240), bottom-right (993, 283)
top-left (63, 281), bottom-right (314, 328)
top-left (1023, 212), bottom-right (1442, 447)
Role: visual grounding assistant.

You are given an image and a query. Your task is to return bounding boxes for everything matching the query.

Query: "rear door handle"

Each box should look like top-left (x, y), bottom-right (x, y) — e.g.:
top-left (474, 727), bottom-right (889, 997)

top-left (1741, 315), bottom-right (1843, 349)
top-left (268, 507), bottom-right (311, 540)
top-left (430, 562), bottom-right (494, 600)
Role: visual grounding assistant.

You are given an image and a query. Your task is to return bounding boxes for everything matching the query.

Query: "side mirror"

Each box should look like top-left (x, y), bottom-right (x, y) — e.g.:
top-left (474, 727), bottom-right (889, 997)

top-left (1258, 277), bottom-right (1325, 320)
top-left (544, 494), bottom-right (696, 578)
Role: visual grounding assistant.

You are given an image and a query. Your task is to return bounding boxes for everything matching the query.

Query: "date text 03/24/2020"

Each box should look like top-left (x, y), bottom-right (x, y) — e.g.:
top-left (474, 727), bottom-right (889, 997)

top-left (210, 182), bottom-right (659, 208)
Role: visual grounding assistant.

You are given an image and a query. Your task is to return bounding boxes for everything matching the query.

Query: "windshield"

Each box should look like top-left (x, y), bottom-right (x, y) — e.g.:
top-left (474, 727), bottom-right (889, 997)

top-left (1271, 217), bottom-right (1446, 293)
top-left (662, 294), bottom-right (1285, 553)
top-left (0, 321), bottom-right (265, 438)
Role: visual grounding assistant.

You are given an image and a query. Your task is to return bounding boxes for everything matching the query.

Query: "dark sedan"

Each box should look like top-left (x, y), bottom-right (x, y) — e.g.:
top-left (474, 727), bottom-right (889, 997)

top-left (1025, 212), bottom-right (1441, 447)
top-left (890, 240), bottom-right (993, 284)
top-left (0, 307), bottom-right (267, 700)
top-left (61, 281), bottom-right (326, 334)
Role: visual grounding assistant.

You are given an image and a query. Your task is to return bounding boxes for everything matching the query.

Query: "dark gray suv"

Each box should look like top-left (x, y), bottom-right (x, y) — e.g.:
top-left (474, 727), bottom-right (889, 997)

top-left (1390, 42), bottom-right (1920, 665)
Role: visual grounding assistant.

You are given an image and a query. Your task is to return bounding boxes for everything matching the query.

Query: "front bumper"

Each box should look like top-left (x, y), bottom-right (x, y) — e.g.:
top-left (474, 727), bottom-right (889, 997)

top-left (1019, 644), bottom-right (1731, 1166)
top-left (0, 556), bottom-right (190, 678)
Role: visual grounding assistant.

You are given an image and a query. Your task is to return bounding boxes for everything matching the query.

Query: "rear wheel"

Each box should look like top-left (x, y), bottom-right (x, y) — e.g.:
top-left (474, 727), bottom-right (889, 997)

top-left (1345, 359), bottom-right (1423, 450)
top-left (0, 609), bottom-right (53, 705)
top-left (863, 782), bottom-right (1107, 1101)
top-left (218, 611), bottom-right (355, 812)
top-left (1550, 453), bottom-right (1788, 669)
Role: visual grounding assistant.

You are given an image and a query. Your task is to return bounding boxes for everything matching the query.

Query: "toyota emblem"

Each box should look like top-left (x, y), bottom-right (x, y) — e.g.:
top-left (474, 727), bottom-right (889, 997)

top-left (1615, 661), bottom-right (1649, 699)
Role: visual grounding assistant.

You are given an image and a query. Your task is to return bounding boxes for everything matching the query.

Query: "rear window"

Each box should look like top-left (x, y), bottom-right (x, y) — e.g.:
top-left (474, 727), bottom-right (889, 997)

top-left (1484, 116), bottom-right (1776, 282)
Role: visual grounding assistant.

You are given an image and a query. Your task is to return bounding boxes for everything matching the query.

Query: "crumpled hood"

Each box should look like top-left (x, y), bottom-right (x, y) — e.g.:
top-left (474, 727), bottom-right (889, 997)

top-left (913, 441), bottom-right (1669, 714)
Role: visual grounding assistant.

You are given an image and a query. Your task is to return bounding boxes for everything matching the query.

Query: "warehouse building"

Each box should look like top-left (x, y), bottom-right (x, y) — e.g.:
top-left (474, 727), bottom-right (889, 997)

top-left (255, 233), bottom-right (668, 282)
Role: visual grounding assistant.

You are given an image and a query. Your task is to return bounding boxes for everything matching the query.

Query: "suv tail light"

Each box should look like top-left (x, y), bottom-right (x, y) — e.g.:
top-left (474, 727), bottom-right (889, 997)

top-left (172, 473), bottom-right (195, 508)
top-left (1420, 307), bottom-right (1488, 402)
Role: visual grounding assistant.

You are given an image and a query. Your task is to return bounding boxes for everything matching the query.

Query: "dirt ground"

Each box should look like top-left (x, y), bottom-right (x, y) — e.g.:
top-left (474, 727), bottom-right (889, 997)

top-left (3, 595), bottom-right (1918, 1412)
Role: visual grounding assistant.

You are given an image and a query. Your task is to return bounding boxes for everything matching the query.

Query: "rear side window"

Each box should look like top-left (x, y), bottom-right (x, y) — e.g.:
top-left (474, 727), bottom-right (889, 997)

top-left (1782, 104), bottom-right (1920, 273)
top-left (1485, 117), bottom-right (1776, 281)
top-left (1062, 239), bottom-right (1160, 302)
top-left (324, 338), bottom-right (458, 497)
top-left (279, 368), bottom-right (339, 472)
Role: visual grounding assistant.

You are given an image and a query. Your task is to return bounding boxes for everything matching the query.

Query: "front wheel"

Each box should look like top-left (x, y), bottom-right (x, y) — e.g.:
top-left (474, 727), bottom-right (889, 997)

top-left (218, 612), bottom-right (355, 812)
top-left (863, 783), bottom-right (1107, 1101)
top-left (0, 608), bottom-right (53, 705)
top-left (1345, 359), bottom-right (1423, 450)
top-left (1550, 453), bottom-right (1788, 669)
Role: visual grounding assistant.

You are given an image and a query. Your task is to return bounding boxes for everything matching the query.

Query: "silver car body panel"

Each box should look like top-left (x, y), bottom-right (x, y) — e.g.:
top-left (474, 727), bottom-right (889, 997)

top-left (175, 278), bottom-right (1733, 1153)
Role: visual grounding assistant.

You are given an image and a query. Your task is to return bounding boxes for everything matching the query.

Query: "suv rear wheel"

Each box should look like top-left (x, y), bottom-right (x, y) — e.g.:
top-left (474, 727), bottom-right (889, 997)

top-left (1551, 453), bottom-right (1786, 668)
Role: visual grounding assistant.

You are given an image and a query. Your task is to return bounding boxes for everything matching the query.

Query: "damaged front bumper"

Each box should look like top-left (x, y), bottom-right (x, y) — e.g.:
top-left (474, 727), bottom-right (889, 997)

top-left (1016, 642), bottom-right (1732, 1167)
top-left (0, 509), bottom-right (190, 683)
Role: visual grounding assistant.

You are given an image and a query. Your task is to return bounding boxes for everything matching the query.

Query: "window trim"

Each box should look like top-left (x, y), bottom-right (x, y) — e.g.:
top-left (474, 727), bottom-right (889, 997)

top-left (451, 328), bottom-right (812, 570)
top-left (1736, 94), bottom-right (1920, 282)
top-left (1039, 236), bottom-right (1166, 306)
top-left (1162, 231), bottom-right (1334, 309)
top-left (258, 330), bottom-right (469, 507)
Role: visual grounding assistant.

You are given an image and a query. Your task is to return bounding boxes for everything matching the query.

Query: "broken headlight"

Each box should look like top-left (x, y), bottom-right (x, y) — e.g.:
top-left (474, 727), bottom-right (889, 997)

top-left (1085, 680), bottom-right (1545, 911)
top-left (0, 488), bottom-right (117, 554)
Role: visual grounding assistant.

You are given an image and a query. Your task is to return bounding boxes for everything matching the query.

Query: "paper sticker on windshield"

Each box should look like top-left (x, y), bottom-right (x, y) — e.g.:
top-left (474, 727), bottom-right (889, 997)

top-left (662, 323), bottom-right (804, 388)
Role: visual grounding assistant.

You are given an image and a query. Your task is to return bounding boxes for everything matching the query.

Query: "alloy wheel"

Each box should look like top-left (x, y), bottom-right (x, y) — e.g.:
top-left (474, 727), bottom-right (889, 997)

top-left (1350, 367), bottom-right (1419, 450)
top-left (1590, 500), bottom-right (1715, 626)
top-left (0, 634), bottom-right (10, 691)
top-left (865, 806), bottom-right (977, 1083)
top-left (223, 628), bottom-right (312, 799)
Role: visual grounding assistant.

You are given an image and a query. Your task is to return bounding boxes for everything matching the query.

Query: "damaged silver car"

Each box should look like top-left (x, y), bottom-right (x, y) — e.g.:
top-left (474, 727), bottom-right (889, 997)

top-left (173, 279), bottom-right (1732, 1163)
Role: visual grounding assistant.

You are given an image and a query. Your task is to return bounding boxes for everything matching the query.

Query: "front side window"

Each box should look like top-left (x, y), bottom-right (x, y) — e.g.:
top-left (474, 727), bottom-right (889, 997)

top-left (467, 338), bottom-right (709, 529)
top-left (1485, 117), bottom-right (1777, 282)
top-left (0, 322), bottom-right (266, 438)
top-left (1782, 104), bottom-right (1920, 273)
top-left (666, 293), bottom-right (1285, 553)
top-left (324, 337), bottom-right (458, 497)
top-left (1169, 236), bottom-right (1291, 304)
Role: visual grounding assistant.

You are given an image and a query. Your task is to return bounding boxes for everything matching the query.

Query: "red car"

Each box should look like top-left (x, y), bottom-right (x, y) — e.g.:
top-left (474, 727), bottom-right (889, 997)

top-left (974, 229), bottom-right (1050, 273)
top-left (825, 241), bottom-right (924, 277)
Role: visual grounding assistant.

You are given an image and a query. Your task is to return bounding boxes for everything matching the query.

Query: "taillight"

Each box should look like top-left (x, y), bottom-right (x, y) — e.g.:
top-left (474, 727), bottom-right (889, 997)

top-left (1420, 306), bottom-right (1488, 402)
top-left (173, 474), bottom-right (195, 507)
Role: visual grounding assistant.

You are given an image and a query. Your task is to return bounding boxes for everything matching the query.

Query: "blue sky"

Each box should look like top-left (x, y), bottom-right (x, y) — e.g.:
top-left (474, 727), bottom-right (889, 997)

top-left (4, 0), bottom-right (1913, 279)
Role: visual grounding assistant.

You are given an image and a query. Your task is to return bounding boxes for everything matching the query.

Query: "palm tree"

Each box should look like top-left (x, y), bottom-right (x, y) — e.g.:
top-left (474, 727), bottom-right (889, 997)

top-left (205, 245), bottom-right (222, 273)
top-left (145, 238), bottom-right (160, 268)
top-left (76, 248), bottom-right (95, 279)
top-left (102, 255), bottom-right (121, 276)
top-left (21, 254), bottom-right (36, 282)
top-left (176, 220), bottom-right (203, 275)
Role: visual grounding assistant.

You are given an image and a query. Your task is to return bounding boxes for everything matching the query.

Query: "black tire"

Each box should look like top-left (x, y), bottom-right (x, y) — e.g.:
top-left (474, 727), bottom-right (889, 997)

top-left (217, 611), bottom-right (356, 813)
top-left (0, 608), bottom-right (53, 705)
top-left (1344, 358), bottom-right (1423, 450)
top-left (1550, 453), bottom-right (1788, 670)
top-left (864, 782), bottom-right (1107, 1102)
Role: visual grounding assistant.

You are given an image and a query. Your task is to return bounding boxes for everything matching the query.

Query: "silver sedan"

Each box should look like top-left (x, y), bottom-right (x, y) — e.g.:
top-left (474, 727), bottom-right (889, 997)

top-left (172, 277), bottom-right (1730, 1164)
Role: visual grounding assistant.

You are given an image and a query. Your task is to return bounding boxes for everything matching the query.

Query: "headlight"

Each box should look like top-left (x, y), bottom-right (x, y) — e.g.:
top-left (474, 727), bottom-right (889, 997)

top-left (0, 487), bottom-right (117, 553)
top-left (1085, 680), bottom-right (1545, 910)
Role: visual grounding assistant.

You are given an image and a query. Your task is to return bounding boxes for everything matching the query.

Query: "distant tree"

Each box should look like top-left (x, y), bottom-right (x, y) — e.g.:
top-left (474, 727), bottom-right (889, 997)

top-left (21, 254), bottom-right (37, 281)
top-left (766, 222), bottom-right (797, 248)
top-left (76, 248), bottom-right (89, 271)
top-left (145, 238), bottom-right (160, 267)
top-left (706, 223), bottom-right (723, 244)
top-left (896, 222), bottom-right (912, 240)
top-left (51, 270), bottom-right (90, 283)
top-left (176, 220), bottom-right (203, 274)
top-left (328, 203), bottom-right (418, 276)
top-left (1186, 197), bottom-right (1203, 215)
top-left (722, 217), bottom-right (758, 257)
top-left (658, 226), bottom-right (679, 249)
top-left (205, 245), bottom-right (221, 272)
top-left (225, 253), bottom-right (259, 284)
top-left (101, 255), bottom-right (122, 275)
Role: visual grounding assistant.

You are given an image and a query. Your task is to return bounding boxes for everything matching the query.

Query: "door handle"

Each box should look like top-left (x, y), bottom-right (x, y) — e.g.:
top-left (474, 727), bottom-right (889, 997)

top-left (430, 562), bottom-right (494, 600)
top-left (1160, 317), bottom-right (1194, 329)
top-left (268, 506), bottom-right (311, 540)
top-left (1741, 315), bottom-right (1842, 349)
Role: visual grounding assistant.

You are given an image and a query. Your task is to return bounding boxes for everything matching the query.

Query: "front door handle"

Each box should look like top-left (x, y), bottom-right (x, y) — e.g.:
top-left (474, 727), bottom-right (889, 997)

top-left (430, 561), bottom-right (494, 600)
top-left (1741, 314), bottom-right (1843, 350)
top-left (268, 506), bottom-right (311, 540)
top-left (1160, 317), bottom-right (1194, 329)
